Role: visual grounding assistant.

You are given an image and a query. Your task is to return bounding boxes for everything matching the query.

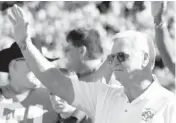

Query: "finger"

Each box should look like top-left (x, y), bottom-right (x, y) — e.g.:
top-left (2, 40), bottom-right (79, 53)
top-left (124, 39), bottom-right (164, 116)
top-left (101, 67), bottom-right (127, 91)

top-left (11, 7), bottom-right (19, 20)
top-left (7, 9), bottom-right (16, 25)
top-left (8, 14), bottom-right (16, 25)
top-left (25, 22), bottom-right (29, 30)
top-left (25, 22), bottom-right (29, 28)
top-left (13, 5), bottom-right (22, 21)
top-left (158, 2), bottom-right (167, 16)
top-left (14, 5), bottom-right (22, 19)
top-left (16, 5), bottom-right (24, 18)
top-left (162, 1), bottom-right (167, 13)
top-left (107, 55), bottom-right (114, 64)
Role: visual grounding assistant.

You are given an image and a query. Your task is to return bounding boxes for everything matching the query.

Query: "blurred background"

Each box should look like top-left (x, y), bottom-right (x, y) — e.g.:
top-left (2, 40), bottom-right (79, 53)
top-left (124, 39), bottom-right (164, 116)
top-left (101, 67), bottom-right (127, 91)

top-left (0, 1), bottom-right (175, 92)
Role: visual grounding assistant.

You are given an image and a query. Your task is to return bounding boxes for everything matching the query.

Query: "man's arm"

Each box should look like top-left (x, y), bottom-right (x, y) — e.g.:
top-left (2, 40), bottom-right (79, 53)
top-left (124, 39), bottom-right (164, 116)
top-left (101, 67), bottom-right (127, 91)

top-left (154, 23), bottom-right (175, 75)
top-left (80, 59), bottom-right (113, 84)
top-left (8, 5), bottom-right (75, 104)
top-left (152, 2), bottom-right (175, 75)
top-left (92, 59), bottom-right (113, 83)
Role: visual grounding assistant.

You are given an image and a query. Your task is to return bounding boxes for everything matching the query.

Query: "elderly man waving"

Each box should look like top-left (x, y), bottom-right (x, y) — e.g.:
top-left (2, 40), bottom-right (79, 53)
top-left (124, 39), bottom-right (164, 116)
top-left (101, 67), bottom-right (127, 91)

top-left (8, 3), bottom-right (176, 123)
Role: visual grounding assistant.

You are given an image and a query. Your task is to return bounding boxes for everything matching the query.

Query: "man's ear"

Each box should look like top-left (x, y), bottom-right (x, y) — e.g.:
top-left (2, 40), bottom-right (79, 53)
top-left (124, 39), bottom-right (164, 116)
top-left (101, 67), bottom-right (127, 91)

top-left (142, 52), bottom-right (149, 68)
top-left (79, 46), bottom-right (86, 57)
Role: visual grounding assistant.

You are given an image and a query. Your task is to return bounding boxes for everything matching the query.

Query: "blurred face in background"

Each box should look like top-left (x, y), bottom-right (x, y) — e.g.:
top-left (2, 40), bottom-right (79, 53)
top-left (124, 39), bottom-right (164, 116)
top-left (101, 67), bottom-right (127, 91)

top-left (49, 94), bottom-right (76, 115)
top-left (64, 42), bottom-right (83, 72)
top-left (9, 58), bottom-right (39, 90)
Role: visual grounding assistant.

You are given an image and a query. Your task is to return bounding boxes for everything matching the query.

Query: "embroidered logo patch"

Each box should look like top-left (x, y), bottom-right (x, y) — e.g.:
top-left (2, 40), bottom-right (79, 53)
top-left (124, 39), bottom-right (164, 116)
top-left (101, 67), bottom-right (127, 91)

top-left (141, 108), bottom-right (155, 121)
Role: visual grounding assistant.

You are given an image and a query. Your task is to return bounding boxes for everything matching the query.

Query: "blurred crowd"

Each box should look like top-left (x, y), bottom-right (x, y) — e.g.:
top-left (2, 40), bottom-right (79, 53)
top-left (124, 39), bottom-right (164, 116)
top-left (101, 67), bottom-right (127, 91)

top-left (0, 1), bottom-right (175, 92)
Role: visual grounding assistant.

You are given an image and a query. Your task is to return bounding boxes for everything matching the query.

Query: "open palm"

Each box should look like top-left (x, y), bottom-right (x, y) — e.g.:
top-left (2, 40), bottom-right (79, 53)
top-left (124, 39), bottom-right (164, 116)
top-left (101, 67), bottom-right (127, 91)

top-left (8, 4), bottom-right (29, 45)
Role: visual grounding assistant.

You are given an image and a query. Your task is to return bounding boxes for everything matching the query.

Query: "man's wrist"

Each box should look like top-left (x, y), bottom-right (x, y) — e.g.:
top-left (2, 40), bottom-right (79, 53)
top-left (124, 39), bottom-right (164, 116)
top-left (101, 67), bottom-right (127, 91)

top-left (154, 14), bottom-right (164, 25)
top-left (18, 37), bottom-right (31, 51)
top-left (154, 21), bottom-right (167, 29)
top-left (153, 15), bottom-right (167, 29)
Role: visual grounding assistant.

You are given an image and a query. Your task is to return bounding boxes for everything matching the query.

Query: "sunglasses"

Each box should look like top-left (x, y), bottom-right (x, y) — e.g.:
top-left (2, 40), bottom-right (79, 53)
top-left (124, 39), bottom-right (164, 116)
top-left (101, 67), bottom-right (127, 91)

top-left (108, 52), bottom-right (130, 64)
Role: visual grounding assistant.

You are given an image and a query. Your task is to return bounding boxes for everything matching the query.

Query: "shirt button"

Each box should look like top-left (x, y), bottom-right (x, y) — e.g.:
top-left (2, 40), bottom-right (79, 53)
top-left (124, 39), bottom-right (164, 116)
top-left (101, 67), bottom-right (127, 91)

top-left (125, 109), bottom-right (128, 112)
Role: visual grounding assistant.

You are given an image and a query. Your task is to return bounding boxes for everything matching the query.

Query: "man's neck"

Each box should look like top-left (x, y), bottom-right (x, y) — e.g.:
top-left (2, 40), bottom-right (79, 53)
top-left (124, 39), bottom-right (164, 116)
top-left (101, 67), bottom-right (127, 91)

top-left (122, 73), bottom-right (153, 103)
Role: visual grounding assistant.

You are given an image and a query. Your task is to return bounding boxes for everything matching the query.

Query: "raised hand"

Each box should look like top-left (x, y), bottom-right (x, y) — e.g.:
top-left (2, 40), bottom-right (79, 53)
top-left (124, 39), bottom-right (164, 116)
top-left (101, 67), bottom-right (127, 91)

top-left (8, 4), bottom-right (29, 45)
top-left (151, 1), bottom-right (167, 22)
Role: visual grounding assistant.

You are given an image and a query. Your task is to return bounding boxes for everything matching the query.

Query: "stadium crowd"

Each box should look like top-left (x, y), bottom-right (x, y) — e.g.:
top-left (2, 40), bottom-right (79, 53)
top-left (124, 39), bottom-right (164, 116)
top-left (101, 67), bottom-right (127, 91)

top-left (0, 1), bottom-right (175, 123)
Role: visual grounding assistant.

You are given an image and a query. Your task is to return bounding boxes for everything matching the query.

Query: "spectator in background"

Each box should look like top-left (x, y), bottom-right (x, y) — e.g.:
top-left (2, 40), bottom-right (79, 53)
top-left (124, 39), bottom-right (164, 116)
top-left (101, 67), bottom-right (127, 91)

top-left (9, 5), bottom-right (176, 123)
top-left (65, 28), bottom-right (109, 81)
top-left (151, 1), bottom-right (175, 76)
top-left (0, 42), bottom-right (58, 123)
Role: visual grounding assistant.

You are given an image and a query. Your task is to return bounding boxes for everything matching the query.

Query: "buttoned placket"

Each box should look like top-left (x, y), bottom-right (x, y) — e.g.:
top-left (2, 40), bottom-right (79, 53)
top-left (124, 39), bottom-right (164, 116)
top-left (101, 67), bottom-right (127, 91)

top-left (120, 88), bottom-right (148, 120)
top-left (120, 93), bottom-right (131, 114)
top-left (124, 99), bottom-right (130, 113)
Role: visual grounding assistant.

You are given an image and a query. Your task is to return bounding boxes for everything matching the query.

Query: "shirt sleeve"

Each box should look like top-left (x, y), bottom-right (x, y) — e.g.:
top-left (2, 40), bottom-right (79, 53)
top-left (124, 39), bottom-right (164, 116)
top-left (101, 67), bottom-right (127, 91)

top-left (70, 75), bottom-right (108, 119)
top-left (164, 99), bottom-right (176, 123)
top-left (168, 100), bottom-right (176, 123)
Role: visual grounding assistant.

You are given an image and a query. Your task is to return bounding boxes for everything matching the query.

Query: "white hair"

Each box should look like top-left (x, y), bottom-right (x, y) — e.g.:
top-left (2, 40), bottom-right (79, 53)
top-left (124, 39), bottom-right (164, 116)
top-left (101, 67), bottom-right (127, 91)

top-left (112, 30), bottom-right (156, 70)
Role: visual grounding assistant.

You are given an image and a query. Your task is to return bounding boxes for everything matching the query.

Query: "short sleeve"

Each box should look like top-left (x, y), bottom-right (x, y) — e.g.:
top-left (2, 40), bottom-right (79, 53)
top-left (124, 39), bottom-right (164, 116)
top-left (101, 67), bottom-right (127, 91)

top-left (168, 100), bottom-right (176, 123)
top-left (164, 99), bottom-right (176, 123)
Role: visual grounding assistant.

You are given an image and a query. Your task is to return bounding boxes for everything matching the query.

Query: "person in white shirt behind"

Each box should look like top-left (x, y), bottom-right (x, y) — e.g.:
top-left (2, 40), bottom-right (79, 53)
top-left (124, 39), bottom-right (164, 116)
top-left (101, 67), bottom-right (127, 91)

top-left (8, 3), bottom-right (176, 123)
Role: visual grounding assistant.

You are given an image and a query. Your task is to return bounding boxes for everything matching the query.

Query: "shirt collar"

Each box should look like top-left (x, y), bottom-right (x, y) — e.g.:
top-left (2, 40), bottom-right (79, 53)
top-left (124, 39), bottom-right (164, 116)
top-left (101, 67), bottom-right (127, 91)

top-left (130, 75), bottom-right (163, 105)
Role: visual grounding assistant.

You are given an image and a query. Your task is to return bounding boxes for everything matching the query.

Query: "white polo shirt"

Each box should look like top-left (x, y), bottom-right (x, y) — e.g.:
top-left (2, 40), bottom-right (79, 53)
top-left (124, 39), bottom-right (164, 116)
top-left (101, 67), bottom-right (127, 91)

top-left (71, 75), bottom-right (176, 123)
